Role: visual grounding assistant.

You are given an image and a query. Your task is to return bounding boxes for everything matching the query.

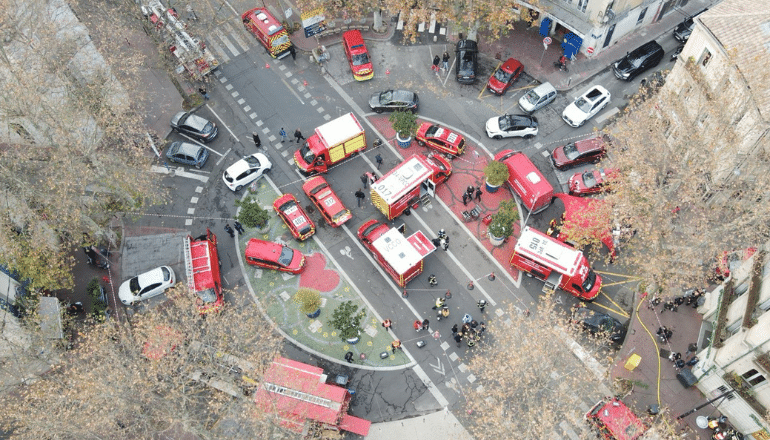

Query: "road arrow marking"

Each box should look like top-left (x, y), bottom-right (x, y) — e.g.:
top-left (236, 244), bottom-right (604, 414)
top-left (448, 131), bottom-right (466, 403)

top-left (429, 358), bottom-right (445, 375)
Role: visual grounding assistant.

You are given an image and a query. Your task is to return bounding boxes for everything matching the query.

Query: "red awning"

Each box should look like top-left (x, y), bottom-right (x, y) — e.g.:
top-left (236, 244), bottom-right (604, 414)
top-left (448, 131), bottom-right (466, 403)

top-left (553, 194), bottom-right (615, 257)
top-left (338, 414), bottom-right (371, 436)
top-left (408, 231), bottom-right (436, 257)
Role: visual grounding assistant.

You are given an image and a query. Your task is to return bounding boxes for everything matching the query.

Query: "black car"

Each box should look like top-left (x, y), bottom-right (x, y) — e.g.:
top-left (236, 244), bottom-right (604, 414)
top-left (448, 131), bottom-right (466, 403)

top-left (170, 111), bottom-right (218, 143)
top-left (571, 307), bottom-right (627, 346)
top-left (368, 90), bottom-right (419, 113)
top-left (455, 40), bottom-right (478, 84)
top-left (673, 9), bottom-right (707, 43)
top-left (612, 40), bottom-right (664, 81)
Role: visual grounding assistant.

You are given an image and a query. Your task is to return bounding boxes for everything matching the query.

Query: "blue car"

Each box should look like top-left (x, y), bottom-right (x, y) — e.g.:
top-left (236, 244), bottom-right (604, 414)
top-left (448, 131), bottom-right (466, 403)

top-left (165, 142), bottom-right (209, 168)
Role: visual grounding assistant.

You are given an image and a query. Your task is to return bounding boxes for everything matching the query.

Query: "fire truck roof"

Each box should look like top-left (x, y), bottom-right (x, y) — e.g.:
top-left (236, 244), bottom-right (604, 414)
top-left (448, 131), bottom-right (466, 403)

top-left (243, 8), bottom-right (284, 36)
top-left (315, 112), bottom-right (361, 148)
top-left (372, 155), bottom-right (433, 205)
top-left (372, 228), bottom-right (434, 274)
top-left (515, 226), bottom-right (583, 276)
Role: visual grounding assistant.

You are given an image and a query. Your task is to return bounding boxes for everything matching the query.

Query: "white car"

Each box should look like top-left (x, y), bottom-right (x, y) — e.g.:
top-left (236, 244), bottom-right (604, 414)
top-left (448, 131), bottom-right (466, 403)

top-left (119, 266), bottom-right (176, 305)
top-left (485, 114), bottom-right (538, 139)
top-left (222, 153), bottom-right (272, 191)
top-left (562, 85), bottom-right (611, 127)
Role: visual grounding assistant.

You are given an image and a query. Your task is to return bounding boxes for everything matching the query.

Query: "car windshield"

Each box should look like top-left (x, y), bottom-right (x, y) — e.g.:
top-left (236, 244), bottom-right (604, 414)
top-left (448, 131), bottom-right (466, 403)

top-left (299, 144), bottom-right (316, 163)
top-left (582, 171), bottom-right (598, 188)
top-left (196, 288), bottom-right (217, 304)
top-left (129, 277), bottom-right (140, 294)
top-left (582, 270), bottom-right (597, 292)
top-left (379, 91), bottom-right (393, 104)
top-left (278, 246), bottom-right (295, 266)
top-left (278, 200), bottom-right (297, 212)
top-left (244, 155), bottom-right (262, 168)
top-left (523, 90), bottom-right (540, 105)
top-left (352, 53), bottom-right (370, 66)
top-left (563, 143), bottom-right (580, 160)
top-left (425, 125), bottom-right (440, 137)
top-left (201, 122), bottom-right (214, 135)
top-left (494, 68), bottom-right (512, 83)
top-left (458, 51), bottom-right (474, 73)
top-left (574, 97), bottom-right (592, 113)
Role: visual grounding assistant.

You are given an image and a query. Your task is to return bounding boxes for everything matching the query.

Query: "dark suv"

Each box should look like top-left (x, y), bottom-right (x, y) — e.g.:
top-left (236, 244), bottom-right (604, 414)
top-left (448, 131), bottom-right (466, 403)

top-left (455, 40), bottom-right (478, 84)
top-left (673, 9), bottom-right (707, 42)
top-left (612, 40), bottom-right (664, 81)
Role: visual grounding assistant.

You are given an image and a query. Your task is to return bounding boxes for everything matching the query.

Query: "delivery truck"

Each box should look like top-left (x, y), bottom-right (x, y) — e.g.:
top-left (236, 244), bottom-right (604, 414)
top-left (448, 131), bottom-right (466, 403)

top-left (294, 113), bottom-right (366, 174)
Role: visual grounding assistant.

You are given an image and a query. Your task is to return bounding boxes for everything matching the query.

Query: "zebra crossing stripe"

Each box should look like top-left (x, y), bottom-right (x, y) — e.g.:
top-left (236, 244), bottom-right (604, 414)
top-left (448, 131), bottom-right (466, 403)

top-left (207, 39), bottom-right (230, 63)
top-left (214, 29), bottom-right (240, 57)
top-left (223, 22), bottom-right (251, 52)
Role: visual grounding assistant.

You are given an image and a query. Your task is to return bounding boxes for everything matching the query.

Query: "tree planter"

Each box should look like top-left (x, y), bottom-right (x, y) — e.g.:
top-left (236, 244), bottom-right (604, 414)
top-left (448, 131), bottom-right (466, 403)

top-left (488, 233), bottom-right (505, 247)
top-left (485, 180), bottom-right (502, 193)
top-left (346, 335), bottom-right (360, 344)
top-left (396, 133), bottom-right (412, 149)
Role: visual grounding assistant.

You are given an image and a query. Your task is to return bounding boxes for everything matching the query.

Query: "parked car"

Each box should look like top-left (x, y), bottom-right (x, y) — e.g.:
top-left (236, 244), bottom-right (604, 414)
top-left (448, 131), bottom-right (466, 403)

top-left (568, 168), bottom-right (618, 195)
top-left (487, 58), bottom-right (523, 95)
top-left (302, 176), bottom-right (352, 227)
top-left (273, 194), bottom-right (316, 241)
top-left (562, 85), bottom-right (611, 127)
top-left (673, 9), bottom-right (707, 42)
top-left (369, 90), bottom-right (419, 113)
top-left (612, 40), bottom-right (664, 81)
top-left (671, 44), bottom-right (684, 61)
top-left (455, 39), bottom-right (478, 84)
top-left (244, 238), bottom-right (306, 274)
top-left (165, 141), bottom-right (209, 168)
top-left (571, 306), bottom-right (627, 346)
top-left (170, 111), bottom-right (218, 142)
top-left (518, 82), bottom-right (557, 113)
top-left (485, 114), bottom-right (538, 139)
top-left (415, 123), bottom-right (466, 156)
top-left (342, 30), bottom-right (373, 81)
top-left (552, 136), bottom-right (608, 170)
top-left (119, 266), bottom-right (176, 305)
top-left (222, 153), bottom-right (272, 191)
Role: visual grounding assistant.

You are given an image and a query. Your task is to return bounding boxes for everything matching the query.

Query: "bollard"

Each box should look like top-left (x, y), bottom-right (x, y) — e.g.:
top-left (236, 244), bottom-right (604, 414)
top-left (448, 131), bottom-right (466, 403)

top-left (488, 272), bottom-right (496, 281)
top-left (402, 288), bottom-right (408, 298)
top-left (445, 290), bottom-right (452, 299)
top-left (265, 62), bottom-right (270, 68)
top-left (467, 280), bottom-right (474, 290)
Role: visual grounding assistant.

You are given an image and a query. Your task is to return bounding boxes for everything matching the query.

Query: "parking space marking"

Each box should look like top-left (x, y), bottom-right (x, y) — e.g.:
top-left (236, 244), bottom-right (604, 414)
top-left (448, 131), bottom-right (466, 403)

top-left (185, 219), bottom-right (193, 225)
top-left (187, 208), bottom-right (195, 215)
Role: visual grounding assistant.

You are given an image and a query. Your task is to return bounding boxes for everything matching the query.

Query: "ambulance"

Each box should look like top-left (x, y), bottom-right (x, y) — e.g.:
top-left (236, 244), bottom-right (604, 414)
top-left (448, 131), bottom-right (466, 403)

top-left (370, 154), bottom-right (452, 220)
top-left (294, 113), bottom-right (366, 174)
top-left (494, 150), bottom-right (554, 214)
top-left (510, 227), bottom-right (602, 301)
top-left (242, 8), bottom-right (293, 59)
top-left (358, 220), bottom-right (436, 287)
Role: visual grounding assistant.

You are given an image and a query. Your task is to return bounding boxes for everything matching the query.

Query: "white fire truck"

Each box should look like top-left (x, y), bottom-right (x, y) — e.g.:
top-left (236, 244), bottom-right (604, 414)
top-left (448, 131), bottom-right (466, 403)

top-left (142, 0), bottom-right (219, 81)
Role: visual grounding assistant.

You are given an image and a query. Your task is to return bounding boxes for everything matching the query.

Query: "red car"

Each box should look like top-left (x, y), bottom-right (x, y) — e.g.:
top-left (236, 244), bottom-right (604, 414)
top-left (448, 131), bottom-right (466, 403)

top-left (568, 168), bottom-right (618, 195)
top-left (551, 135), bottom-right (608, 171)
top-left (415, 123), bottom-right (466, 156)
top-left (342, 30), bottom-right (373, 81)
top-left (244, 238), bottom-right (306, 274)
top-left (302, 176), bottom-right (352, 227)
top-left (487, 58), bottom-right (523, 95)
top-left (273, 194), bottom-right (316, 241)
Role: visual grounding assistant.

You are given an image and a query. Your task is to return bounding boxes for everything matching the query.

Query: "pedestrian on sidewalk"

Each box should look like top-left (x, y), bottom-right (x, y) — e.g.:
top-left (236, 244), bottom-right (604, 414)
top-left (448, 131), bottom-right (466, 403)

top-left (252, 132), bottom-right (261, 149)
top-left (294, 128), bottom-right (305, 143)
top-left (344, 351), bottom-right (354, 363)
top-left (432, 55), bottom-right (440, 72)
top-left (233, 221), bottom-right (245, 235)
top-left (422, 319), bottom-right (429, 331)
top-left (382, 319), bottom-right (392, 331)
top-left (442, 51), bottom-right (450, 71)
top-left (477, 299), bottom-right (487, 313)
top-left (428, 274), bottom-right (437, 286)
top-left (224, 223), bottom-right (235, 238)
top-left (462, 192), bottom-right (470, 206)
top-left (466, 186), bottom-right (475, 199)
top-left (414, 320), bottom-right (423, 331)
top-left (451, 324), bottom-right (458, 335)
top-left (475, 187), bottom-right (482, 202)
top-left (355, 188), bottom-right (365, 207)
top-left (361, 173), bottom-right (369, 189)
top-left (454, 333), bottom-right (462, 347)
top-left (375, 154), bottom-right (383, 170)
top-left (391, 339), bottom-right (402, 353)
top-left (289, 45), bottom-right (296, 60)
top-left (199, 85), bottom-right (209, 100)
top-left (279, 127), bottom-right (288, 143)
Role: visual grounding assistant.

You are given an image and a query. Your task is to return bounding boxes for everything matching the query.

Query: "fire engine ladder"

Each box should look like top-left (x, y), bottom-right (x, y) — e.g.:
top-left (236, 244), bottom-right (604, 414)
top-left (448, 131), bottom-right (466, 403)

top-left (543, 272), bottom-right (561, 295)
top-left (264, 383), bottom-right (334, 408)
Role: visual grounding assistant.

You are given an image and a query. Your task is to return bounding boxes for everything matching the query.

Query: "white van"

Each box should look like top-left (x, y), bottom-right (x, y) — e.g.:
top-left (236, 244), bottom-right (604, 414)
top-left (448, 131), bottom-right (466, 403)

top-left (518, 82), bottom-right (557, 113)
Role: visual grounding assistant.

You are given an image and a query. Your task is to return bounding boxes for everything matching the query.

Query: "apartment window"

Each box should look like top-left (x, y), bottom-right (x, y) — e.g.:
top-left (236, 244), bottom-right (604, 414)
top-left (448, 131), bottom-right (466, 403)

top-left (577, 0), bottom-right (589, 13)
top-left (637, 7), bottom-right (647, 25)
top-left (700, 49), bottom-right (712, 67)
top-left (742, 369), bottom-right (767, 387)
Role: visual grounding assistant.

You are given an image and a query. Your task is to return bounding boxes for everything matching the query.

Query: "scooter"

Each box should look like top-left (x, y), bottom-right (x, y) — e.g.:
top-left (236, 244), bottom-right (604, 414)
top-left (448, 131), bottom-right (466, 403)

top-left (553, 59), bottom-right (569, 72)
top-left (83, 246), bottom-right (110, 269)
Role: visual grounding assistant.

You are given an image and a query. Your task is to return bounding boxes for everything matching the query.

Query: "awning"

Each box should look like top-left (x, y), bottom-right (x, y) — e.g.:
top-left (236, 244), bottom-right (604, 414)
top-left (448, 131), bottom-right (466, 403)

top-left (338, 414), bottom-right (371, 436)
top-left (553, 194), bottom-right (615, 257)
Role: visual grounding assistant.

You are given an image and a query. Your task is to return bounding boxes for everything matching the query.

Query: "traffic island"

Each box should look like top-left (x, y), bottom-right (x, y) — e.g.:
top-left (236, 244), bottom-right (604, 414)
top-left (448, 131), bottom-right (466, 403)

top-left (235, 179), bottom-right (411, 368)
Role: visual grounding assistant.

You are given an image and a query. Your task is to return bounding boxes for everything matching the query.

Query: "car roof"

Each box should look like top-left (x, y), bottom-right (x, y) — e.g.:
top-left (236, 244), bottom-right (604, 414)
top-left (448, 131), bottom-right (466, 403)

top-left (245, 238), bottom-right (288, 261)
top-left (584, 85), bottom-right (610, 100)
top-left (575, 136), bottom-right (607, 152)
top-left (531, 82), bottom-right (556, 95)
top-left (391, 90), bottom-right (415, 101)
top-left (170, 142), bottom-right (203, 156)
top-left (501, 58), bottom-right (523, 72)
top-left (138, 266), bottom-right (168, 286)
top-left (183, 113), bottom-right (209, 131)
top-left (456, 39), bottom-right (477, 51)
top-left (226, 153), bottom-right (267, 176)
top-left (505, 114), bottom-right (536, 125)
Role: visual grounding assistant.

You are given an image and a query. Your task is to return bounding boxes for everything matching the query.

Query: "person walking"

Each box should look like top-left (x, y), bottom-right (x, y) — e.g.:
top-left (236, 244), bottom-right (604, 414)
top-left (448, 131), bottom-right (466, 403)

top-left (454, 333), bottom-right (463, 347)
top-left (233, 221), bottom-right (245, 235)
top-left (279, 127), bottom-right (288, 143)
top-left (382, 319), bottom-right (392, 331)
top-left (462, 192), bottom-right (470, 206)
top-left (199, 85), bottom-right (209, 100)
top-left (252, 132), bottom-right (261, 149)
top-left (224, 223), bottom-right (235, 238)
top-left (355, 188), bottom-right (365, 207)
top-left (451, 324), bottom-right (458, 335)
top-left (375, 154), bottom-right (383, 170)
top-left (432, 297), bottom-right (446, 310)
top-left (466, 186), bottom-right (475, 199)
top-left (294, 128), bottom-right (305, 143)
top-left (477, 299), bottom-right (487, 313)
top-left (441, 51), bottom-right (450, 71)
top-left (361, 173), bottom-right (369, 189)
top-left (289, 45), bottom-right (296, 60)
top-left (432, 55), bottom-right (440, 72)
top-left (391, 340), bottom-right (402, 353)
top-left (475, 187), bottom-right (482, 202)
top-left (422, 319), bottom-right (429, 331)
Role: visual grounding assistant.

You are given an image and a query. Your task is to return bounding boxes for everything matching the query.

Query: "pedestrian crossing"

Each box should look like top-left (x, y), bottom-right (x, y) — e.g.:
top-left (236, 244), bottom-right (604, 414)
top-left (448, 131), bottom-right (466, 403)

top-left (203, 21), bottom-right (251, 65)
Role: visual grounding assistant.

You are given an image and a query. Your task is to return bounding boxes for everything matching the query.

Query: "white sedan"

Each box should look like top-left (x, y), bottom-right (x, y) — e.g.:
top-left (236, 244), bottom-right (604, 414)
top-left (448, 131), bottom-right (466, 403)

top-left (485, 114), bottom-right (538, 139)
top-left (562, 85), bottom-right (611, 127)
top-left (222, 153), bottom-right (272, 191)
top-left (119, 266), bottom-right (176, 305)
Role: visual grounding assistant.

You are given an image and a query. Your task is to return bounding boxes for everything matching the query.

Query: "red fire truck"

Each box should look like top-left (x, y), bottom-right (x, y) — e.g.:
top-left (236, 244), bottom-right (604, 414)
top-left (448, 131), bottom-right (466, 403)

top-left (585, 397), bottom-right (649, 440)
top-left (242, 8), bottom-right (293, 59)
top-left (370, 154), bottom-right (452, 220)
top-left (358, 220), bottom-right (436, 287)
top-left (294, 113), bottom-right (367, 175)
top-left (510, 226), bottom-right (602, 301)
top-left (184, 229), bottom-right (223, 314)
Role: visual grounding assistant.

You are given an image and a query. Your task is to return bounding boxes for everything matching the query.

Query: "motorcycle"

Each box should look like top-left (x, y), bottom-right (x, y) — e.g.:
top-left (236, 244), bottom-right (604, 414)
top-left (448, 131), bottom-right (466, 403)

top-left (83, 246), bottom-right (110, 269)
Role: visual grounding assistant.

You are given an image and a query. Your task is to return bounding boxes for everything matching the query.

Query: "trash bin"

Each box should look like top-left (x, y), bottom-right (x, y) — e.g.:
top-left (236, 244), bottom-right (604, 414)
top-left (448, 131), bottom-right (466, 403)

top-left (625, 354), bottom-right (641, 371)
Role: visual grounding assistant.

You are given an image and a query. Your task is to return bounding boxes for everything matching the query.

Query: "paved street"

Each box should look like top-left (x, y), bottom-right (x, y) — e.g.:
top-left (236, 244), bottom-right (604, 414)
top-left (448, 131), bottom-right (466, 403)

top-left (82, 0), bottom-right (719, 437)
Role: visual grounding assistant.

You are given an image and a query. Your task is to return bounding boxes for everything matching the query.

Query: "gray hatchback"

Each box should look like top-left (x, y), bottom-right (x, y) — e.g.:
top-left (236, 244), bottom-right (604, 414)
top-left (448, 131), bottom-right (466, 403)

top-left (166, 141), bottom-right (209, 168)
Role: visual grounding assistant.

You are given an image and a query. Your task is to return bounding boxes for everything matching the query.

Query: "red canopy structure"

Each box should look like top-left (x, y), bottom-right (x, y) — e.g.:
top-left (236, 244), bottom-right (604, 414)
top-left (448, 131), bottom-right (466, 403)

top-left (553, 193), bottom-right (616, 257)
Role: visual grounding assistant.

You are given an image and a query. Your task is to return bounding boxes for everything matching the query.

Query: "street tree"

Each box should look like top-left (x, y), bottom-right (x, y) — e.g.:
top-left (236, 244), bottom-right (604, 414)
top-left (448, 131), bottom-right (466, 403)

top-left (559, 73), bottom-right (770, 291)
top-left (1, 290), bottom-right (286, 439)
top-left (0, 0), bottom-right (163, 290)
